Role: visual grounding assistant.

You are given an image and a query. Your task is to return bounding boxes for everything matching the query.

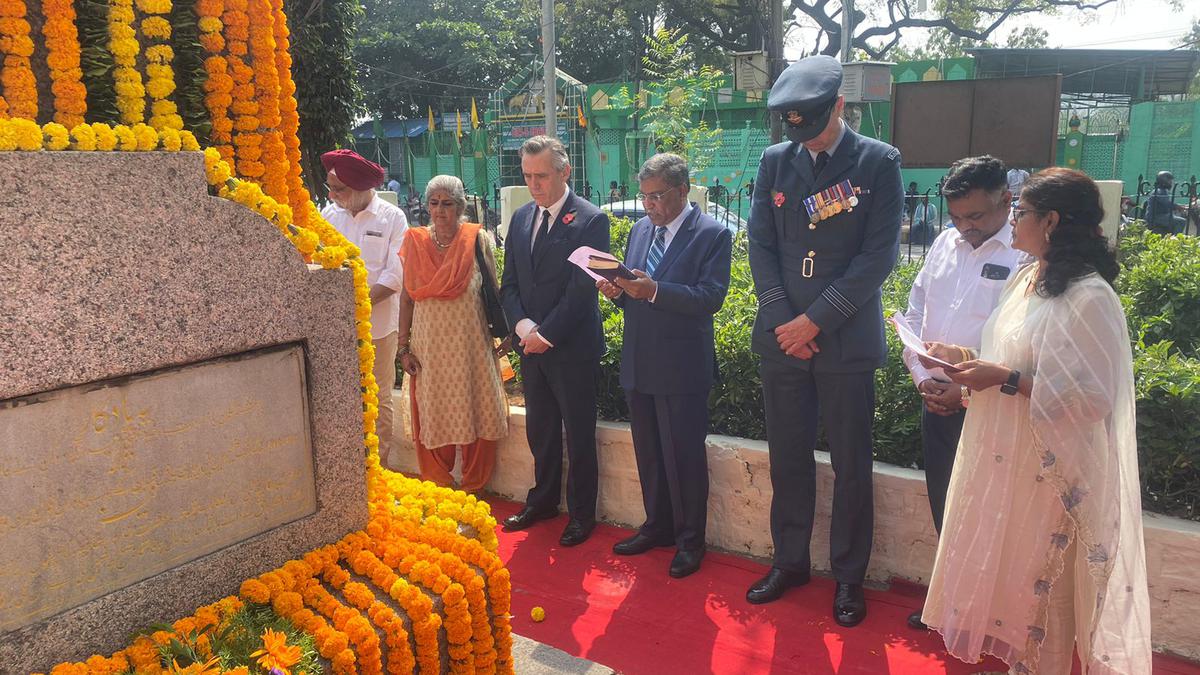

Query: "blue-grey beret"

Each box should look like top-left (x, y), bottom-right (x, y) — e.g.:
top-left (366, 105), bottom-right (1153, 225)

top-left (768, 55), bottom-right (843, 113)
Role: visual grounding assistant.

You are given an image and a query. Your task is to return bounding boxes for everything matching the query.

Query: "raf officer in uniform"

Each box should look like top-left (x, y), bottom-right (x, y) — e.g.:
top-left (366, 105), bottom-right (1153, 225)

top-left (745, 56), bottom-right (903, 627)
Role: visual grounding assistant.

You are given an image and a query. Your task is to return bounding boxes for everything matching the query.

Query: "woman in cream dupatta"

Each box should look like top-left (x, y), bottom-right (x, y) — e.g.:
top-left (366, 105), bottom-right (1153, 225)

top-left (920, 168), bottom-right (1151, 674)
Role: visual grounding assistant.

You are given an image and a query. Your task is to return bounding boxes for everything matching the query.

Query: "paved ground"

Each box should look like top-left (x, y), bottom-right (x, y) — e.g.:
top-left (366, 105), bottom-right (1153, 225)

top-left (513, 633), bottom-right (616, 675)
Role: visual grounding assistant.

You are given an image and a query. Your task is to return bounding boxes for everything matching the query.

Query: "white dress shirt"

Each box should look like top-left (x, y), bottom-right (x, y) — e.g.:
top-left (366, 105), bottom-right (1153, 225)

top-left (901, 222), bottom-right (1029, 385)
top-left (647, 203), bottom-right (693, 303)
top-left (321, 195), bottom-right (408, 340)
top-left (528, 188), bottom-right (571, 251)
top-left (515, 189), bottom-right (574, 345)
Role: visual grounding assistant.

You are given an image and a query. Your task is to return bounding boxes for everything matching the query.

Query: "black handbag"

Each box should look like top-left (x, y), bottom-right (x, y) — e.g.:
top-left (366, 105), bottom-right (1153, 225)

top-left (474, 233), bottom-right (510, 339)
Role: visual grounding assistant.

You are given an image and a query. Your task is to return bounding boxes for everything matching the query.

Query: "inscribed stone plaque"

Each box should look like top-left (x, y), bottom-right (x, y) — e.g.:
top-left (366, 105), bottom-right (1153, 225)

top-left (0, 345), bottom-right (316, 632)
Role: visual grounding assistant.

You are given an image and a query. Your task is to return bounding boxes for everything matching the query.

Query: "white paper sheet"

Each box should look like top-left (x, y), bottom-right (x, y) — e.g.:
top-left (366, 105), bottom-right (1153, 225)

top-left (888, 314), bottom-right (962, 371)
top-left (569, 246), bottom-right (618, 282)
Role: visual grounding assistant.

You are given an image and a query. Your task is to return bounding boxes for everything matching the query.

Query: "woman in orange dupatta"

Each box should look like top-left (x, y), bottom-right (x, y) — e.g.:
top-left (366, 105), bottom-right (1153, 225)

top-left (397, 175), bottom-right (508, 491)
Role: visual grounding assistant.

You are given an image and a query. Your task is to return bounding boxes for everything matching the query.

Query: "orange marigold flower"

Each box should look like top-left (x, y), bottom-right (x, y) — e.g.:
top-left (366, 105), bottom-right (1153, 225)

top-left (250, 628), bottom-right (302, 675)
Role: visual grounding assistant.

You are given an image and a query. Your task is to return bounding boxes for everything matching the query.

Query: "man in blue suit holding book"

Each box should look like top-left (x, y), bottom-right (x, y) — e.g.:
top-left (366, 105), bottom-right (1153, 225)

top-left (597, 153), bottom-right (733, 578)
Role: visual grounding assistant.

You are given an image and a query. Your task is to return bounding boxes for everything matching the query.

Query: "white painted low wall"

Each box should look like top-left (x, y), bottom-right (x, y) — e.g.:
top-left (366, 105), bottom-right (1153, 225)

top-left (388, 401), bottom-right (1200, 661)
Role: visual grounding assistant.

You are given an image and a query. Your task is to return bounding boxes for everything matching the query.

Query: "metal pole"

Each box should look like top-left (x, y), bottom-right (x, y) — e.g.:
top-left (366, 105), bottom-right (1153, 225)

top-left (542, 0), bottom-right (556, 136)
top-left (768, 0), bottom-right (784, 143)
top-left (840, 0), bottom-right (853, 62)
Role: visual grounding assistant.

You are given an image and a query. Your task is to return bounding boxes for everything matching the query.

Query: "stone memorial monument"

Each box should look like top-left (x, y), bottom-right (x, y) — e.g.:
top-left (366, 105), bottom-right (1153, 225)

top-left (0, 151), bottom-right (367, 671)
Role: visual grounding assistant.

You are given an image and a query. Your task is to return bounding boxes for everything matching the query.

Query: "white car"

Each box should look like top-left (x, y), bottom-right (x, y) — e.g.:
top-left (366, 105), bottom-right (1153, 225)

top-left (600, 200), bottom-right (746, 232)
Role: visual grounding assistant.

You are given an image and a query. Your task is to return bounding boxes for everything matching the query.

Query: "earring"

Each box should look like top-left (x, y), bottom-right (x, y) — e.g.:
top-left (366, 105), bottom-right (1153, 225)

top-left (1044, 230), bottom-right (1051, 243)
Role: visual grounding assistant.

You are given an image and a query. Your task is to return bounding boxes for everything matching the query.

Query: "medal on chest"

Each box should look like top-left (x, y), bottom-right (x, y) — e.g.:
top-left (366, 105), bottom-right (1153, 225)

top-left (802, 180), bottom-right (865, 228)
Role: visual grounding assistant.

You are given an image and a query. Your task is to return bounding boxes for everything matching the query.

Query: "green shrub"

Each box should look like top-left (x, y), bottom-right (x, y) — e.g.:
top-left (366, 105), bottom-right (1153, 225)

top-left (502, 217), bottom-right (1200, 522)
top-left (1134, 341), bottom-right (1200, 521)
top-left (1119, 230), bottom-right (1200, 358)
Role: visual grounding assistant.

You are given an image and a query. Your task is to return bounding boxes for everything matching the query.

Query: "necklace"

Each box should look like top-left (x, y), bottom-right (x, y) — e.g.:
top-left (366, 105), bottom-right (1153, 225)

top-left (431, 225), bottom-right (456, 250)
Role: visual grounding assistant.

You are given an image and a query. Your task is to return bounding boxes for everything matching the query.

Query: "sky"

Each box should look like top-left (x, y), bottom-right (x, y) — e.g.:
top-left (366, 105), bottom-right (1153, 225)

top-left (783, 0), bottom-right (1196, 58)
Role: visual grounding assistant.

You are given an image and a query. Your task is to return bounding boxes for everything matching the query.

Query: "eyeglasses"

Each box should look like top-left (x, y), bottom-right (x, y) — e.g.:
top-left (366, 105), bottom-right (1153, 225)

top-left (1011, 208), bottom-right (1045, 223)
top-left (427, 199), bottom-right (458, 208)
top-left (324, 182), bottom-right (351, 195)
top-left (637, 189), bottom-right (674, 204)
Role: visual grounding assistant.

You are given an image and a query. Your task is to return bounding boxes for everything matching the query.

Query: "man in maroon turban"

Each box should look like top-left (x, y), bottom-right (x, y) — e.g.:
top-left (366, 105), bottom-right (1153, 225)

top-left (320, 148), bottom-right (409, 468)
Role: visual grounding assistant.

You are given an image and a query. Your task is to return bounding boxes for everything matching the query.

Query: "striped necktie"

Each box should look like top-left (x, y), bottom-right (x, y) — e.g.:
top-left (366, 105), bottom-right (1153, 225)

top-left (645, 226), bottom-right (667, 276)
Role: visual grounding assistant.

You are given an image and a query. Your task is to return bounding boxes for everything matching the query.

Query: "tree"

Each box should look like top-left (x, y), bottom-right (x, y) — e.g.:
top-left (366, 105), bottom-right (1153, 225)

top-left (354, 0), bottom-right (534, 119)
top-left (285, 0), bottom-right (363, 198)
top-left (1182, 19), bottom-right (1200, 99)
top-left (612, 28), bottom-right (724, 173)
top-left (790, 0), bottom-right (1108, 60)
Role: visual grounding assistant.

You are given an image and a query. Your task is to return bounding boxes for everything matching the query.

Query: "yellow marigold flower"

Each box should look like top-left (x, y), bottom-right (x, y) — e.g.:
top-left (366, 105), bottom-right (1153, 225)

top-left (180, 130), bottom-right (200, 151)
top-left (131, 123), bottom-right (157, 150)
top-left (91, 123), bottom-right (117, 151)
top-left (41, 123), bottom-right (71, 151)
top-left (112, 124), bottom-right (137, 150)
top-left (69, 123), bottom-right (96, 151)
top-left (140, 16), bottom-right (172, 39)
top-left (159, 127), bottom-right (181, 151)
top-left (249, 628), bottom-right (302, 675)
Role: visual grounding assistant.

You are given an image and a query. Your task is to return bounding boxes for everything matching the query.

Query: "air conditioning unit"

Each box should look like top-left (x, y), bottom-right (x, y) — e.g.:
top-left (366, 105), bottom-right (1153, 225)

top-left (840, 61), bottom-right (893, 103)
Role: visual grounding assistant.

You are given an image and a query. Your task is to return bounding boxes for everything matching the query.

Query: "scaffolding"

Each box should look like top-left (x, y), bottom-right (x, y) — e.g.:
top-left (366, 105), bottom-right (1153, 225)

top-left (487, 61), bottom-right (588, 194)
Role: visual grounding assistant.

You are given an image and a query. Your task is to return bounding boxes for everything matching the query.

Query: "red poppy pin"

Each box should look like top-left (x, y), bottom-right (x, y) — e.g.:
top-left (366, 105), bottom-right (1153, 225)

top-left (773, 191), bottom-right (786, 208)
top-left (562, 210), bottom-right (576, 224)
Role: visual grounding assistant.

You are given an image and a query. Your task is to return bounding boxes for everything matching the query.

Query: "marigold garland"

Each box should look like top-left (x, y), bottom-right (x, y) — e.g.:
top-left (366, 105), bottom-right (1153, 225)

top-left (107, 0), bottom-right (145, 123)
top-left (14, 1), bottom-right (514, 670)
top-left (40, 0), bottom-right (88, 126)
top-left (0, 0), bottom-right (38, 120)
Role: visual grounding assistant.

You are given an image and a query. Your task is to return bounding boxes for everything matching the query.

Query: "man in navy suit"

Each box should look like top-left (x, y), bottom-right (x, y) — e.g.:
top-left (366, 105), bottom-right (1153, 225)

top-left (499, 135), bottom-right (610, 547)
top-left (597, 153), bottom-right (732, 578)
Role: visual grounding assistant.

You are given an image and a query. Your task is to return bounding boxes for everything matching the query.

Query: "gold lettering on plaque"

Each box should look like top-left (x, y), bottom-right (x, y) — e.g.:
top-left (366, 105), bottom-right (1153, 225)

top-left (0, 346), bottom-right (317, 631)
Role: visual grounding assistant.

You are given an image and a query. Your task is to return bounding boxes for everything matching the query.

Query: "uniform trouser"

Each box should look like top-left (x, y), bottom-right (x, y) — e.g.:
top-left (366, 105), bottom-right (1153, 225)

top-left (626, 388), bottom-right (710, 552)
top-left (373, 332), bottom-right (399, 463)
top-left (761, 361), bottom-right (875, 584)
top-left (521, 356), bottom-right (599, 523)
top-left (921, 407), bottom-right (967, 535)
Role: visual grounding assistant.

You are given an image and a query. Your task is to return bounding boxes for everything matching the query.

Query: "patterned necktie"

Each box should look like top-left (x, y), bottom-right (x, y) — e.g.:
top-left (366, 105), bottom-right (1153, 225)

top-left (645, 226), bottom-right (667, 277)
top-left (813, 150), bottom-right (830, 176)
top-left (531, 208), bottom-right (550, 254)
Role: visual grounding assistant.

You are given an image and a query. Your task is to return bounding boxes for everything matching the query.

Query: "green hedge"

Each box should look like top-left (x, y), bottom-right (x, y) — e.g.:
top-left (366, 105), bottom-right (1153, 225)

top-left (503, 218), bottom-right (1200, 522)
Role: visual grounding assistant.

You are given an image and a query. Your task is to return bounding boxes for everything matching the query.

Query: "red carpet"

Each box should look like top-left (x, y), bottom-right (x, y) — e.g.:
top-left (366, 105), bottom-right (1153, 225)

top-left (489, 499), bottom-right (1200, 675)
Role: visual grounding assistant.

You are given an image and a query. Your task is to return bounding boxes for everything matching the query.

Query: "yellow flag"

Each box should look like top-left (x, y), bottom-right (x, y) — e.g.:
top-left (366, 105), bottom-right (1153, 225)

top-left (577, 104), bottom-right (587, 128)
top-left (471, 98), bottom-right (480, 129)
top-left (456, 110), bottom-right (463, 138)
top-left (427, 106), bottom-right (435, 131)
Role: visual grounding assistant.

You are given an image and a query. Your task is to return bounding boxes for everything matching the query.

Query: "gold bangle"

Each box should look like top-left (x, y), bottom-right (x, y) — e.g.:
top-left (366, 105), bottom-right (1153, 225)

top-left (958, 346), bottom-right (971, 363)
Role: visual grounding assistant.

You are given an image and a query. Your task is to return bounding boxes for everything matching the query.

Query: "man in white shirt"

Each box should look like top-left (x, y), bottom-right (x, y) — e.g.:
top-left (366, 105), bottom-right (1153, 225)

top-left (900, 155), bottom-right (1028, 630)
top-left (320, 149), bottom-right (409, 468)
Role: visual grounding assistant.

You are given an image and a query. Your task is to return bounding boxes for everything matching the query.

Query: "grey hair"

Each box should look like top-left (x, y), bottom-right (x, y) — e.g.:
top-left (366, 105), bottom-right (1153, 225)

top-left (519, 135), bottom-right (570, 171)
top-left (637, 153), bottom-right (690, 188)
top-left (424, 175), bottom-right (467, 215)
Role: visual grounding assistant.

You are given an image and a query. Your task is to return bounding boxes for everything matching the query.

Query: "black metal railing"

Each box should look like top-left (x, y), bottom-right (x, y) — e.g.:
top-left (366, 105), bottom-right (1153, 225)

top-left (1128, 174), bottom-right (1200, 236)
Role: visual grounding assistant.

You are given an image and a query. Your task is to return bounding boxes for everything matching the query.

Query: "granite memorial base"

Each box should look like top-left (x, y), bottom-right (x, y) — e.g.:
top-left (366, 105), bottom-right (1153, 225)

top-left (0, 152), bottom-right (366, 672)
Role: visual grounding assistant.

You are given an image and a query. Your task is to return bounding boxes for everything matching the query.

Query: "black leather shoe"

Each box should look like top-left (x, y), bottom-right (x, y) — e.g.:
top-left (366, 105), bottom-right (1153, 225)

top-left (746, 567), bottom-right (811, 604)
top-left (834, 582), bottom-right (867, 627)
top-left (612, 532), bottom-right (673, 556)
top-left (669, 549), bottom-right (705, 578)
top-left (906, 609), bottom-right (928, 630)
top-left (501, 506), bottom-right (558, 532)
top-left (558, 519), bottom-right (595, 547)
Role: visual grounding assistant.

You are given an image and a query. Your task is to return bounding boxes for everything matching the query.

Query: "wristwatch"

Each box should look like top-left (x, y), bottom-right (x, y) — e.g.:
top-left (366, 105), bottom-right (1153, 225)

top-left (1000, 369), bottom-right (1021, 396)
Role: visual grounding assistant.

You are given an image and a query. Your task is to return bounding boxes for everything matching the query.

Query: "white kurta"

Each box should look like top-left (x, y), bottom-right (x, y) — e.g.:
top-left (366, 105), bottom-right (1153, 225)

top-left (923, 264), bottom-right (1151, 674)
